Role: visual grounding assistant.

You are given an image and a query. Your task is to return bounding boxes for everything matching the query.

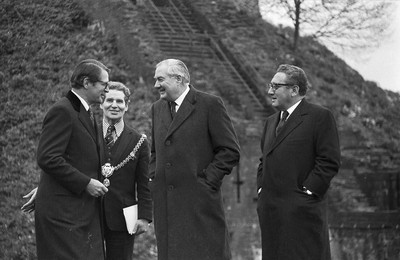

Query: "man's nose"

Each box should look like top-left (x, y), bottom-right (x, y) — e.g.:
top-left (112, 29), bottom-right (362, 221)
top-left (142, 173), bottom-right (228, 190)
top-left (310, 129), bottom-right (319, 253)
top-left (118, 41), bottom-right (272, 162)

top-left (104, 84), bottom-right (109, 93)
top-left (154, 81), bottom-right (160, 88)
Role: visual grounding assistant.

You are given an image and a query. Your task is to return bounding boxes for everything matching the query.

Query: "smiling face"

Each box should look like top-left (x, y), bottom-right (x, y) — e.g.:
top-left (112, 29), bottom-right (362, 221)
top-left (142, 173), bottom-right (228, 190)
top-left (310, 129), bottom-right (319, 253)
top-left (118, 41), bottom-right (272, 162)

top-left (153, 63), bottom-right (185, 101)
top-left (100, 89), bottom-right (128, 124)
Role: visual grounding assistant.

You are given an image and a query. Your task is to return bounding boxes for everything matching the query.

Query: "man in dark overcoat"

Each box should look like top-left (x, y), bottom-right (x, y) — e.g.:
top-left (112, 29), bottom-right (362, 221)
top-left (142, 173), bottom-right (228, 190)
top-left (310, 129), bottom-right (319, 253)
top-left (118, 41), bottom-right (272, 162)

top-left (100, 82), bottom-right (152, 260)
top-left (34, 59), bottom-right (110, 259)
top-left (149, 59), bottom-right (240, 260)
top-left (257, 64), bottom-right (341, 260)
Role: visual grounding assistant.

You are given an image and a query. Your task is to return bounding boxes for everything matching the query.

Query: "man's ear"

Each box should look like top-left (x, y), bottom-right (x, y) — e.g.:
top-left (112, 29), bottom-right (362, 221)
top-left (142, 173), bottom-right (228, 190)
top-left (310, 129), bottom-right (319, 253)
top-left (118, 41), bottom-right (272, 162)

top-left (175, 75), bottom-right (182, 83)
top-left (83, 77), bottom-right (90, 89)
top-left (291, 85), bottom-right (299, 96)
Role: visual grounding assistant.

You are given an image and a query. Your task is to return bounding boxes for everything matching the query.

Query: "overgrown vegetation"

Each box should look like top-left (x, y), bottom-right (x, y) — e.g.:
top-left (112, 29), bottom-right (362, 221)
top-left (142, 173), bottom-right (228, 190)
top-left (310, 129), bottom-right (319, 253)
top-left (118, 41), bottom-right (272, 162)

top-left (0, 0), bottom-right (157, 258)
top-left (2, 0), bottom-right (400, 258)
top-left (195, 0), bottom-right (400, 154)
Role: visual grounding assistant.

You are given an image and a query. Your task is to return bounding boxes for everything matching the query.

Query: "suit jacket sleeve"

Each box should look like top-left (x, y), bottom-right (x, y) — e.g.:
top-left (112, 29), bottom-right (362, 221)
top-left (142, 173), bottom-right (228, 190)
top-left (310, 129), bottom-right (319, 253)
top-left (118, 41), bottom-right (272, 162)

top-left (37, 105), bottom-right (91, 194)
top-left (149, 104), bottom-right (156, 180)
top-left (303, 109), bottom-right (341, 196)
top-left (136, 138), bottom-right (153, 222)
top-left (257, 120), bottom-right (268, 191)
top-left (205, 97), bottom-right (241, 188)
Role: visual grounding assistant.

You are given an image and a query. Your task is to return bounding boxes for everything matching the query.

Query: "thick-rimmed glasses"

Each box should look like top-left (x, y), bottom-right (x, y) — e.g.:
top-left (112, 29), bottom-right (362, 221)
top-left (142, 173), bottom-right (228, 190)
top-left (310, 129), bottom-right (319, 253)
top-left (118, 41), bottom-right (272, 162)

top-left (268, 83), bottom-right (295, 91)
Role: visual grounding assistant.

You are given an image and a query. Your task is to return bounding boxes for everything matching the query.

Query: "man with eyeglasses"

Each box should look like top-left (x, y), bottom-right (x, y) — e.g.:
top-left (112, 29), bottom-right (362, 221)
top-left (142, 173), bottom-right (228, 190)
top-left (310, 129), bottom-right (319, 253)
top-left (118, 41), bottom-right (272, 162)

top-left (32, 59), bottom-right (110, 259)
top-left (256, 64), bottom-right (341, 260)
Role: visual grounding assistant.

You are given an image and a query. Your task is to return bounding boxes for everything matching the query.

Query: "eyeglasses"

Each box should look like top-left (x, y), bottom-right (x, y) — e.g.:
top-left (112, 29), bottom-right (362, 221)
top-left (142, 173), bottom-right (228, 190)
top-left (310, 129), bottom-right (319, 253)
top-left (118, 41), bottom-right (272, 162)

top-left (267, 83), bottom-right (296, 91)
top-left (94, 81), bottom-right (110, 92)
top-left (96, 80), bottom-right (109, 88)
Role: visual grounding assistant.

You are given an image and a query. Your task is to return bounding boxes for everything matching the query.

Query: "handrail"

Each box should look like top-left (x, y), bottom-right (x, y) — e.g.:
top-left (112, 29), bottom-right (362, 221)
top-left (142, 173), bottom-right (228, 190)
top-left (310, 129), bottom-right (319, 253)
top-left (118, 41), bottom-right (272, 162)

top-left (208, 37), bottom-right (264, 109)
top-left (147, 0), bottom-right (175, 33)
top-left (168, 0), bottom-right (196, 36)
top-left (213, 37), bottom-right (270, 108)
top-left (176, 0), bottom-right (271, 110)
top-left (145, 0), bottom-right (271, 115)
top-left (145, 0), bottom-right (176, 47)
top-left (168, 0), bottom-right (266, 110)
top-left (223, 37), bottom-right (266, 86)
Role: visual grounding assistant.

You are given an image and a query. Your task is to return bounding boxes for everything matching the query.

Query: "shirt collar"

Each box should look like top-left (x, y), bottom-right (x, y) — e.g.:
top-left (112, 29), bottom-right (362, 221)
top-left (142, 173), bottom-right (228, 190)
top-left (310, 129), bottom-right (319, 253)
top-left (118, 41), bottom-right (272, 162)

top-left (284, 98), bottom-right (303, 119)
top-left (173, 85), bottom-right (190, 111)
top-left (102, 118), bottom-right (124, 139)
top-left (71, 89), bottom-right (90, 111)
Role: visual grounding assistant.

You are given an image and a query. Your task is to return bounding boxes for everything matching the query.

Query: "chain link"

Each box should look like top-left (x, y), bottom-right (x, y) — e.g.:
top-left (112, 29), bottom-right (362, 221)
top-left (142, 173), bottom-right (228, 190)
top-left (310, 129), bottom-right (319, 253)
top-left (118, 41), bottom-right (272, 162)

top-left (114, 134), bottom-right (147, 171)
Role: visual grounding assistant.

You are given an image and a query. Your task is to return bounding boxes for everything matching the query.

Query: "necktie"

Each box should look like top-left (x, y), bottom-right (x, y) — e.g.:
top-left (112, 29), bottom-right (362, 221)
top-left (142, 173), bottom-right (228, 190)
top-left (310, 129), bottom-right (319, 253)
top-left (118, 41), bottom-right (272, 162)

top-left (169, 101), bottom-right (177, 119)
top-left (89, 109), bottom-right (95, 127)
top-left (275, 110), bottom-right (289, 136)
top-left (105, 125), bottom-right (116, 148)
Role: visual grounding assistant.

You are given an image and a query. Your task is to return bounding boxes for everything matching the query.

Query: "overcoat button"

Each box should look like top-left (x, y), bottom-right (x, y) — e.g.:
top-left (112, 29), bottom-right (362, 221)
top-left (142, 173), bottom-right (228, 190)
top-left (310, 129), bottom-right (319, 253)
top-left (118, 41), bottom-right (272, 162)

top-left (168, 185), bottom-right (174, 190)
top-left (166, 163), bottom-right (171, 168)
top-left (165, 140), bottom-right (171, 145)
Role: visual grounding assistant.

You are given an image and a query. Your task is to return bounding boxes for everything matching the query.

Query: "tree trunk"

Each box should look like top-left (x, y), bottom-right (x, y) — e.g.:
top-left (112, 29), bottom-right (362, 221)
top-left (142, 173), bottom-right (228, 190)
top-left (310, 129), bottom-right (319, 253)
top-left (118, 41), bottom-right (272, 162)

top-left (293, 0), bottom-right (301, 51)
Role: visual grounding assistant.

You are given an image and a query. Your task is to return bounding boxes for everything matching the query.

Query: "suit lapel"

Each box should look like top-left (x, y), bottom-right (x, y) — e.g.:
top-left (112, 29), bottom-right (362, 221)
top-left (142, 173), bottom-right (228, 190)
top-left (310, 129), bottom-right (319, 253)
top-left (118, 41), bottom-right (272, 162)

top-left (66, 90), bottom-right (97, 142)
top-left (98, 124), bottom-right (106, 165)
top-left (160, 101), bottom-right (172, 130)
top-left (165, 87), bottom-right (196, 140)
top-left (113, 128), bottom-right (136, 161)
top-left (264, 113), bottom-right (279, 153)
top-left (266, 100), bottom-right (306, 155)
top-left (78, 107), bottom-right (97, 142)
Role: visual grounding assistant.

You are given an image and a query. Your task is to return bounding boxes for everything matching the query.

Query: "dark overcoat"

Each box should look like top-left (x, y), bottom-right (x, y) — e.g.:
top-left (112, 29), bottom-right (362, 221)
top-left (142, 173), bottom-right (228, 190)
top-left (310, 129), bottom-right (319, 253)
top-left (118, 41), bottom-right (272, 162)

top-left (102, 126), bottom-right (152, 231)
top-left (35, 91), bottom-right (105, 260)
top-left (149, 87), bottom-right (240, 260)
top-left (257, 99), bottom-right (341, 260)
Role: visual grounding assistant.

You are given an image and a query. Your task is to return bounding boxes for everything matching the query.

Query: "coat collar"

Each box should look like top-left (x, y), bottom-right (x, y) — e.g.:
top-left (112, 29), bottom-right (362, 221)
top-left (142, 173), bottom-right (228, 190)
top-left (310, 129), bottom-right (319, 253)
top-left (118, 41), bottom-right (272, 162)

top-left (156, 86), bottom-right (197, 140)
top-left (66, 90), bottom-right (97, 142)
top-left (164, 86), bottom-right (197, 140)
top-left (266, 99), bottom-right (308, 154)
top-left (66, 90), bottom-right (82, 112)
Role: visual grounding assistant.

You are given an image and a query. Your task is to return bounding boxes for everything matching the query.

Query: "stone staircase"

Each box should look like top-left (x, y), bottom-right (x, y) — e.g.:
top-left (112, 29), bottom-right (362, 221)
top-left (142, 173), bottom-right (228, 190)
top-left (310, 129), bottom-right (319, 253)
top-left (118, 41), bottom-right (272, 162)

top-left (143, 0), bottom-right (275, 119)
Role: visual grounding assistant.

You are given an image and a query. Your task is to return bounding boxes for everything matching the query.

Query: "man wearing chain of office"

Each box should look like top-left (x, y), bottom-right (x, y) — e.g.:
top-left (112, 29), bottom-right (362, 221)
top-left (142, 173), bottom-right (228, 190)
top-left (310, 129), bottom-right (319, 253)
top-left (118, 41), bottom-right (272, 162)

top-left (100, 81), bottom-right (152, 260)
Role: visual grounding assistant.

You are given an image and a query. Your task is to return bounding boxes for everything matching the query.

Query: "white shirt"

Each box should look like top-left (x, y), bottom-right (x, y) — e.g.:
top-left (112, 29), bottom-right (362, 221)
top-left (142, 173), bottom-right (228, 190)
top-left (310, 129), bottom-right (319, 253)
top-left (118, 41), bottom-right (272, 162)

top-left (71, 89), bottom-right (90, 111)
top-left (172, 85), bottom-right (190, 112)
top-left (282, 98), bottom-right (302, 120)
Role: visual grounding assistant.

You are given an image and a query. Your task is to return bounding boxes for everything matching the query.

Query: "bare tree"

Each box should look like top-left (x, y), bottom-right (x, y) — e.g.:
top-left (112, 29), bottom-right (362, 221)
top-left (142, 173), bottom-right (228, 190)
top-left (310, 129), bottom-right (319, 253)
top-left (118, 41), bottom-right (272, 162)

top-left (260, 0), bottom-right (395, 52)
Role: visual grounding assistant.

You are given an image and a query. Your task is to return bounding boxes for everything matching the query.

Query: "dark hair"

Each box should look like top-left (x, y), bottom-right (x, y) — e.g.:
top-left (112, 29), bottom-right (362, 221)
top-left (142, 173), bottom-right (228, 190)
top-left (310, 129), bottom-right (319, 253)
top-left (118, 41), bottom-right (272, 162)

top-left (276, 64), bottom-right (309, 96)
top-left (105, 81), bottom-right (131, 103)
top-left (70, 59), bottom-right (110, 89)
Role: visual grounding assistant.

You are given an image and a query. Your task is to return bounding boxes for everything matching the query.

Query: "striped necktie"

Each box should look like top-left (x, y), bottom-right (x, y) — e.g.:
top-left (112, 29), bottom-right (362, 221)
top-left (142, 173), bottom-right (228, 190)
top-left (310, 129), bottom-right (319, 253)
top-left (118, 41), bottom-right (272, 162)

top-left (105, 125), bottom-right (116, 148)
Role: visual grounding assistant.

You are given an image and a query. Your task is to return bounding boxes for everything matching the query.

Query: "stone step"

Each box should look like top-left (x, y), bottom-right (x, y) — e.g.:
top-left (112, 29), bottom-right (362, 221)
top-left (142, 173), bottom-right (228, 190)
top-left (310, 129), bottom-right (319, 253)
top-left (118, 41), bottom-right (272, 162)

top-left (143, 0), bottom-right (271, 120)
